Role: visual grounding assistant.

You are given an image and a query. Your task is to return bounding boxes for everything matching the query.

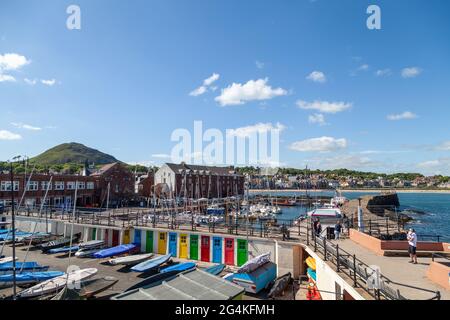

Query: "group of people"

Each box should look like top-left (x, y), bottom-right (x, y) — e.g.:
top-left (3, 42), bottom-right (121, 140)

top-left (312, 218), bottom-right (344, 240)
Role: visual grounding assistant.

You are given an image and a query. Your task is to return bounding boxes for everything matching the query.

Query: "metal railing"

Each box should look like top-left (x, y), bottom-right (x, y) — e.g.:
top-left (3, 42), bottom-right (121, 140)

top-left (307, 221), bottom-right (441, 300)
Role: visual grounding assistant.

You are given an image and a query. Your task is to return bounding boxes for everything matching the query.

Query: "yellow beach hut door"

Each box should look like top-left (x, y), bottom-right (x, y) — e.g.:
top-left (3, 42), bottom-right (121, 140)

top-left (158, 232), bottom-right (167, 254)
top-left (179, 234), bottom-right (188, 259)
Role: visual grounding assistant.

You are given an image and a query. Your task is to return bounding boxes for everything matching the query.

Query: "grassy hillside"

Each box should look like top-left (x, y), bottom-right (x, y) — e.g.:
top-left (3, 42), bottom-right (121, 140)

top-left (30, 142), bottom-right (118, 165)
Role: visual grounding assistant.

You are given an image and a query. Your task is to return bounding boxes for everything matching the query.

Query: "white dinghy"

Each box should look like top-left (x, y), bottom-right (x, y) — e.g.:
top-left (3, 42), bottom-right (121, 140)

top-left (108, 253), bottom-right (153, 266)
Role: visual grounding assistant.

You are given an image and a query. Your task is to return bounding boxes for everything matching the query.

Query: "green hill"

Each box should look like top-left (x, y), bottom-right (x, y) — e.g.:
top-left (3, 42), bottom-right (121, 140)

top-left (31, 142), bottom-right (118, 165)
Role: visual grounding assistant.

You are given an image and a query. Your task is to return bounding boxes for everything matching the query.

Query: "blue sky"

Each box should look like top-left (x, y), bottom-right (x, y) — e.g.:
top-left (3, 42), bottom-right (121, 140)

top-left (1, 0), bottom-right (449, 175)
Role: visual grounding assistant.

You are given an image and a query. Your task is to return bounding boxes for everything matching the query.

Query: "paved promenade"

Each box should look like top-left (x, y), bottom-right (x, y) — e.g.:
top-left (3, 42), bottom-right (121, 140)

top-left (330, 238), bottom-right (449, 300)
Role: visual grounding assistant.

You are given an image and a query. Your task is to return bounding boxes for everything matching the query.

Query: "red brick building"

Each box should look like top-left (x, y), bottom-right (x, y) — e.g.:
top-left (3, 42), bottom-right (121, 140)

top-left (0, 162), bottom-right (135, 208)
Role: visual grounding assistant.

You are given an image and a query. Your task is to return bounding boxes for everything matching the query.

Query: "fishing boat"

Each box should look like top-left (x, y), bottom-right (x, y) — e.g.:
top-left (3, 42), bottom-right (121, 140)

top-left (131, 254), bottom-right (172, 272)
top-left (48, 245), bottom-right (80, 254)
top-left (93, 244), bottom-right (138, 259)
top-left (237, 252), bottom-right (271, 274)
top-left (126, 262), bottom-right (195, 291)
top-left (267, 272), bottom-right (291, 298)
top-left (78, 240), bottom-right (105, 249)
top-left (17, 268), bottom-right (98, 299)
top-left (204, 264), bottom-right (225, 276)
top-left (40, 232), bottom-right (82, 253)
top-left (108, 253), bottom-right (153, 266)
top-left (51, 276), bottom-right (119, 300)
top-left (0, 271), bottom-right (65, 288)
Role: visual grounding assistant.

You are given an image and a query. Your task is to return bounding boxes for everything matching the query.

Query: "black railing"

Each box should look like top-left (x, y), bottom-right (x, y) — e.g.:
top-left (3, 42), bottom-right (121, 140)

top-left (308, 218), bottom-right (441, 301)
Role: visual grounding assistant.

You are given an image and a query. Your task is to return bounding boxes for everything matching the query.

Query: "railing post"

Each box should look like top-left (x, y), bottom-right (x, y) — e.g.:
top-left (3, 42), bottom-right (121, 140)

top-left (386, 217), bottom-right (389, 236)
top-left (336, 244), bottom-right (340, 272)
top-left (323, 237), bottom-right (327, 261)
top-left (306, 221), bottom-right (310, 246)
top-left (314, 232), bottom-right (317, 252)
top-left (353, 254), bottom-right (357, 287)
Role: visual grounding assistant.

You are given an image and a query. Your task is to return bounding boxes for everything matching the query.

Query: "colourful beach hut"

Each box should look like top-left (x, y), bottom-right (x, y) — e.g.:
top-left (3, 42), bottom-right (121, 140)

top-left (212, 237), bottom-right (222, 263)
top-left (201, 235), bottom-right (210, 262)
top-left (179, 234), bottom-right (188, 259)
top-left (169, 232), bottom-right (177, 257)
top-left (224, 238), bottom-right (234, 265)
top-left (158, 232), bottom-right (167, 254)
top-left (190, 234), bottom-right (199, 260)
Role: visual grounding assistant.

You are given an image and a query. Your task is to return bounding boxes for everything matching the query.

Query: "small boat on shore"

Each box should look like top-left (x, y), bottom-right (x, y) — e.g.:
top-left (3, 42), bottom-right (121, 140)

top-left (131, 254), bottom-right (172, 272)
top-left (79, 240), bottom-right (104, 249)
top-left (51, 276), bottom-right (119, 300)
top-left (268, 272), bottom-right (291, 298)
top-left (237, 252), bottom-right (271, 274)
top-left (75, 246), bottom-right (106, 258)
top-left (17, 268), bottom-right (98, 299)
top-left (0, 262), bottom-right (49, 275)
top-left (126, 262), bottom-right (195, 291)
top-left (40, 232), bottom-right (82, 253)
top-left (0, 271), bottom-right (65, 288)
top-left (0, 257), bottom-right (17, 264)
top-left (93, 244), bottom-right (137, 259)
top-left (108, 253), bottom-right (153, 266)
top-left (21, 233), bottom-right (55, 246)
top-left (48, 245), bottom-right (80, 254)
top-left (204, 264), bottom-right (225, 276)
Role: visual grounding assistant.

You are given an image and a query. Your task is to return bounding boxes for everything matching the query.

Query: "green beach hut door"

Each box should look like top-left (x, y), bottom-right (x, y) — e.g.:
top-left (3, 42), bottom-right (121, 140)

top-left (91, 228), bottom-right (96, 240)
top-left (190, 234), bottom-right (198, 260)
top-left (237, 239), bottom-right (248, 266)
top-left (146, 230), bottom-right (153, 253)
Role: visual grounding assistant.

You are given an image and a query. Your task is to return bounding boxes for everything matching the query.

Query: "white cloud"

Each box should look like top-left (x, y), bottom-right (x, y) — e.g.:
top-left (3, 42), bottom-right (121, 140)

top-left (151, 154), bottom-right (171, 159)
top-left (308, 113), bottom-right (326, 126)
top-left (358, 64), bottom-right (369, 71)
top-left (306, 71), bottom-right (326, 83)
top-left (190, 73), bottom-right (220, 96)
top-left (0, 53), bottom-right (30, 71)
top-left (255, 61), bottom-right (265, 69)
top-left (11, 122), bottom-right (42, 131)
top-left (203, 73), bottom-right (220, 86)
top-left (401, 67), bottom-right (422, 78)
top-left (416, 158), bottom-right (450, 175)
top-left (24, 78), bottom-right (37, 85)
top-left (289, 136), bottom-right (347, 152)
top-left (296, 100), bottom-right (352, 114)
top-left (0, 74), bottom-right (15, 82)
top-left (387, 111), bottom-right (418, 121)
top-left (215, 78), bottom-right (287, 106)
top-left (189, 86), bottom-right (207, 97)
top-left (436, 141), bottom-right (450, 151)
top-left (227, 122), bottom-right (286, 138)
top-left (0, 130), bottom-right (22, 140)
top-left (375, 69), bottom-right (392, 77)
top-left (41, 79), bottom-right (56, 86)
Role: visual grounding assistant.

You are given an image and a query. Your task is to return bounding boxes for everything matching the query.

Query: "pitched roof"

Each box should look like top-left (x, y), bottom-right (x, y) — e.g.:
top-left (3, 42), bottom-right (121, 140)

top-left (90, 162), bottom-right (119, 176)
top-left (164, 163), bottom-right (239, 176)
top-left (112, 269), bottom-right (244, 300)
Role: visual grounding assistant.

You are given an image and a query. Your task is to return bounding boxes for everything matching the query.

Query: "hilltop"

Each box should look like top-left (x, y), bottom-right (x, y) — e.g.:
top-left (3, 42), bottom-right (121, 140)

top-left (30, 142), bottom-right (118, 165)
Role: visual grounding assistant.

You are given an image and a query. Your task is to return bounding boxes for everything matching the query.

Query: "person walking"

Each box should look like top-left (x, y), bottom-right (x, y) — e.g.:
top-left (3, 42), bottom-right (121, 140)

top-left (315, 220), bottom-right (322, 238)
top-left (334, 221), bottom-right (342, 240)
top-left (407, 228), bottom-right (418, 264)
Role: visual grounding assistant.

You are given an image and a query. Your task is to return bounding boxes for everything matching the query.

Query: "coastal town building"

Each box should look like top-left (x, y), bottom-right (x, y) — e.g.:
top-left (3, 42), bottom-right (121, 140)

top-left (0, 162), bottom-right (134, 208)
top-left (154, 163), bottom-right (244, 198)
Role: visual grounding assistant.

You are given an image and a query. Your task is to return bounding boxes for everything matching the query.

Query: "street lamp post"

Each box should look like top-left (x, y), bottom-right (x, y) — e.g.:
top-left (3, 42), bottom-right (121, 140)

top-left (9, 155), bottom-right (21, 300)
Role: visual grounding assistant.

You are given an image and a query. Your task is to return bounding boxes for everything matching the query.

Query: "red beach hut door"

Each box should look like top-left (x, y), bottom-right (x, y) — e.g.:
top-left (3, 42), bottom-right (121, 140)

top-left (201, 236), bottom-right (210, 262)
top-left (224, 238), bottom-right (234, 265)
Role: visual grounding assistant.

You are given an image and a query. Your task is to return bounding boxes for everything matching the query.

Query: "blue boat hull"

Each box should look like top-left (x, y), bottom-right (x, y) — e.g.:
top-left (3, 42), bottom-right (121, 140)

top-left (93, 244), bottom-right (137, 259)
top-left (131, 254), bottom-right (172, 272)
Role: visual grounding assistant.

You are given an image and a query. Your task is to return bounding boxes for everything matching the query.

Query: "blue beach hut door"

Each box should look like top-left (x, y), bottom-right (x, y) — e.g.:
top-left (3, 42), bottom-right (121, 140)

top-left (212, 237), bottom-right (222, 263)
top-left (169, 233), bottom-right (177, 257)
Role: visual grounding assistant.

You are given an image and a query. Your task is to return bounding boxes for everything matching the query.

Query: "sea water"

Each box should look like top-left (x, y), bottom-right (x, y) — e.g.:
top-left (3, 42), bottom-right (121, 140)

top-left (253, 191), bottom-right (450, 242)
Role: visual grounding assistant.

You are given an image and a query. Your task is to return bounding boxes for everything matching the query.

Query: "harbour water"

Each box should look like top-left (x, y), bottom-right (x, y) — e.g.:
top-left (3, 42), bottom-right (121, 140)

top-left (253, 191), bottom-right (450, 242)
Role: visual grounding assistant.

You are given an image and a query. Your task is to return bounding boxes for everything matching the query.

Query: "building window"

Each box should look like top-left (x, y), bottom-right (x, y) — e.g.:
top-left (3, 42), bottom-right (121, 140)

top-left (77, 182), bottom-right (85, 190)
top-left (54, 181), bottom-right (64, 190)
top-left (1, 181), bottom-right (19, 191)
top-left (41, 181), bottom-right (52, 191)
top-left (87, 182), bottom-right (94, 190)
top-left (26, 181), bottom-right (38, 191)
top-left (67, 182), bottom-right (76, 190)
